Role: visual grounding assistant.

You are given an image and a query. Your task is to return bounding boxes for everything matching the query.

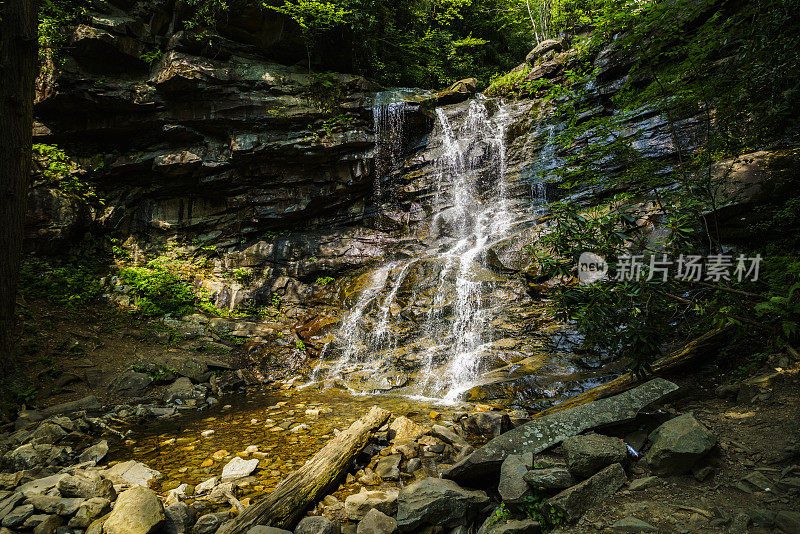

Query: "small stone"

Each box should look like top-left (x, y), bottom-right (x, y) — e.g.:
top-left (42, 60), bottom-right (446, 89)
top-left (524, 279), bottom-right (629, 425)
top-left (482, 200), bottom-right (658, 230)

top-left (628, 476), bottom-right (659, 491)
top-left (388, 417), bottom-right (425, 442)
top-left (32, 514), bottom-right (63, 534)
top-left (165, 502), bottom-right (195, 534)
top-left (192, 513), bottom-right (227, 534)
top-left (195, 477), bottom-right (218, 494)
top-left (27, 495), bottom-right (86, 516)
top-left (68, 498), bottom-right (111, 529)
top-left (610, 517), bottom-right (656, 532)
top-left (221, 458), bottom-right (259, 481)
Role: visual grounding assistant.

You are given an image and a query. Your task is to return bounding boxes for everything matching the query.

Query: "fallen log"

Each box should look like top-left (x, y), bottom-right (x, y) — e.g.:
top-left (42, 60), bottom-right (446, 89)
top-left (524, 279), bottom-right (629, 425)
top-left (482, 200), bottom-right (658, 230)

top-left (218, 405), bottom-right (391, 533)
top-left (532, 326), bottom-right (732, 419)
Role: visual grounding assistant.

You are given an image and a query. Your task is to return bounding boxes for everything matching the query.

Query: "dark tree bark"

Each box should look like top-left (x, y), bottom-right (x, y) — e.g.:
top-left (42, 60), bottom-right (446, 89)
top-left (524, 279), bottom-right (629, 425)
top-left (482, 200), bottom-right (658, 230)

top-left (0, 0), bottom-right (38, 391)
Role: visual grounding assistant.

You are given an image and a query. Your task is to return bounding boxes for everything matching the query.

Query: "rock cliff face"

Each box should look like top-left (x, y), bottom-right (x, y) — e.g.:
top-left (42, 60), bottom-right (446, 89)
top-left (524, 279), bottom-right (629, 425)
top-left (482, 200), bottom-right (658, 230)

top-left (26, 1), bottom-right (792, 404)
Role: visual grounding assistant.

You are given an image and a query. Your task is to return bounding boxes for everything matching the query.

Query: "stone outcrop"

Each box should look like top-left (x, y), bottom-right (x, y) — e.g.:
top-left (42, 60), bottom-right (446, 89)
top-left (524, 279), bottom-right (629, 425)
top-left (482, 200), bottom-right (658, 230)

top-left (444, 379), bottom-right (678, 485)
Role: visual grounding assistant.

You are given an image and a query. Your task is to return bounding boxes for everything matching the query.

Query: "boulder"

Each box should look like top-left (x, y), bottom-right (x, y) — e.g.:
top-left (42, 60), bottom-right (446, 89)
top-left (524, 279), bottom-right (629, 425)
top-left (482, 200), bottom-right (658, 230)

top-left (545, 463), bottom-right (627, 523)
top-left (522, 467), bottom-right (575, 491)
top-left (78, 440), bottom-right (109, 464)
top-left (775, 511), bottom-right (800, 533)
top-left (104, 460), bottom-right (161, 487)
top-left (17, 474), bottom-right (67, 498)
top-left (104, 486), bottom-right (165, 534)
top-left (388, 417), bottom-right (425, 442)
top-left (498, 453), bottom-right (534, 504)
top-left (525, 39), bottom-right (563, 64)
top-left (40, 396), bottom-right (101, 417)
top-left (57, 473), bottom-right (116, 500)
top-left (108, 371), bottom-right (153, 398)
top-left (192, 512), bottom-right (227, 534)
top-left (32, 514), bottom-right (62, 534)
top-left (429, 425), bottom-right (471, 450)
top-left (345, 488), bottom-right (399, 520)
top-left (445, 379), bottom-right (678, 485)
top-left (67, 498), bottom-right (110, 529)
top-left (221, 457), bottom-right (259, 481)
top-left (27, 495), bottom-right (85, 516)
top-left (562, 434), bottom-right (628, 478)
top-left (645, 414), bottom-right (716, 475)
top-left (2, 504), bottom-right (34, 528)
top-left (374, 455), bottom-right (402, 481)
top-left (396, 478), bottom-right (489, 532)
top-left (295, 515), bottom-right (338, 534)
top-left (461, 412), bottom-right (512, 438)
top-left (447, 78), bottom-right (478, 93)
top-left (164, 502), bottom-right (196, 534)
top-left (357, 508), bottom-right (397, 534)
top-left (29, 422), bottom-right (67, 445)
top-left (164, 377), bottom-right (198, 403)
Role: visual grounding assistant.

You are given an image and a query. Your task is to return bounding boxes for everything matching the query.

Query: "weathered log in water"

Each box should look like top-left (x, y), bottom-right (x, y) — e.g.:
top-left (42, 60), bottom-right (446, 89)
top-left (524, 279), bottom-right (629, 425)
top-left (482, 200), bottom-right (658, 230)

top-left (218, 405), bottom-right (391, 533)
top-left (532, 327), bottom-right (732, 418)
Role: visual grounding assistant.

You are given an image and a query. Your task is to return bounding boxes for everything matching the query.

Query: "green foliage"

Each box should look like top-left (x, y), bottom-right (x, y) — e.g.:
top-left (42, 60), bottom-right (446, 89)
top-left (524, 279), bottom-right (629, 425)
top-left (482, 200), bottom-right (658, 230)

top-left (32, 144), bottom-right (101, 204)
top-left (232, 268), bottom-right (254, 285)
top-left (19, 239), bottom-right (107, 307)
top-left (38, 0), bottom-right (88, 65)
top-left (315, 276), bottom-right (335, 286)
top-left (139, 47), bottom-right (163, 65)
top-left (307, 72), bottom-right (344, 113)
top-left (485, 504), bottom-right (510, 529)
top-left (118, 258), bottom-right (198, 317)
top-left (295, 340), bottom-right (306, 351)
top-left (183, 0), bottom-right (229, 40)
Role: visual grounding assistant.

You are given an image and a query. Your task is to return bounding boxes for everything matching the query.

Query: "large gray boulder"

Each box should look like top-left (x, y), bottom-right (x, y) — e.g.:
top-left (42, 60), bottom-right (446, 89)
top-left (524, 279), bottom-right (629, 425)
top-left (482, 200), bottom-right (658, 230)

top-left (444, 379), bottom-right (678, 485)
top-left (562, 433), bottom-right (628, 478)
top-left (486, 519), bottom-right (542, 534)
top-left (295, 516), bottom-right (338, 534)
top-left (103, 486), bottom-right (165, 534)
top-left (357, 508), bottom-right (397, 534)
top-left (78, 440), bottom-right (109, 464)
top-left (396, 478), bottom-right (489, 532)
top-left (645, 413), bottom-right (716, 475)
top-left (545, 463), bottom-right (627, 523)
top-left (27, 495), bottom-right (85, 516)
top-left (498, 453), bottom-right (533, 504)
top-left (344, 489), bottom-right (398, 521)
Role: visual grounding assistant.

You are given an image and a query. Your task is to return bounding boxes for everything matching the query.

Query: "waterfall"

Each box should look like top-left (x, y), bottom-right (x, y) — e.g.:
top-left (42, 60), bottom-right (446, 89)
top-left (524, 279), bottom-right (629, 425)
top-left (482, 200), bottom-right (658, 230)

top-left (315, 95), bottom-right (529, 401)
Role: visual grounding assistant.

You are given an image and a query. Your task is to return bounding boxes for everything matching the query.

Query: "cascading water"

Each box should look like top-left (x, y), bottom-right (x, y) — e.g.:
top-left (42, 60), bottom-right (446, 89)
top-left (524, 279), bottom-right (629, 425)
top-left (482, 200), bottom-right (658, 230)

top-left (314, 95), bottom-right (533, 401)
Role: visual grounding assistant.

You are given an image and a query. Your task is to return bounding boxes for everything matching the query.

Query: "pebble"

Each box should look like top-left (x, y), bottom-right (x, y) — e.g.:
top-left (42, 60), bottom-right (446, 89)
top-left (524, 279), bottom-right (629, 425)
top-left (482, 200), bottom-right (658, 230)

top-left (201, 430), bottom-right (215, 437)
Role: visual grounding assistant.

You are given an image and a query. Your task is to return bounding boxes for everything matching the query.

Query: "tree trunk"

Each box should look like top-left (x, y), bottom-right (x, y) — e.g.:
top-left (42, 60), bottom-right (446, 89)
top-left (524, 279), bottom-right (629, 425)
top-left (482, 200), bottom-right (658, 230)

top-left (218, 405), bottom-right (391, 533)
top-left (532, 327), bottom-right (732, 419)
top-left (0, 0), bottom-right (38, 389)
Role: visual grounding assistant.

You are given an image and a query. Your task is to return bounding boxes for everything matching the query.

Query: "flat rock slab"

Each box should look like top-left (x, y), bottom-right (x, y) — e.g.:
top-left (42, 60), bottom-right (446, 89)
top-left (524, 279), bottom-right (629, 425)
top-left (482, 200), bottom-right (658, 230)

top-left (444, 379), bottom-right (678, 485)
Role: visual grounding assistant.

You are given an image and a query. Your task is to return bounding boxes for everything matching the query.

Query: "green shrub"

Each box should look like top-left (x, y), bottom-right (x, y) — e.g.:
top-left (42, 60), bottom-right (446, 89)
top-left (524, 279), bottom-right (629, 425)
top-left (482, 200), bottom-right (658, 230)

top-left (315, 276), bottom-right (335, 286)
top-left (232, 268), bottom-right (254, 285)
top-left (118, 259), bottom-right (197, 317)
